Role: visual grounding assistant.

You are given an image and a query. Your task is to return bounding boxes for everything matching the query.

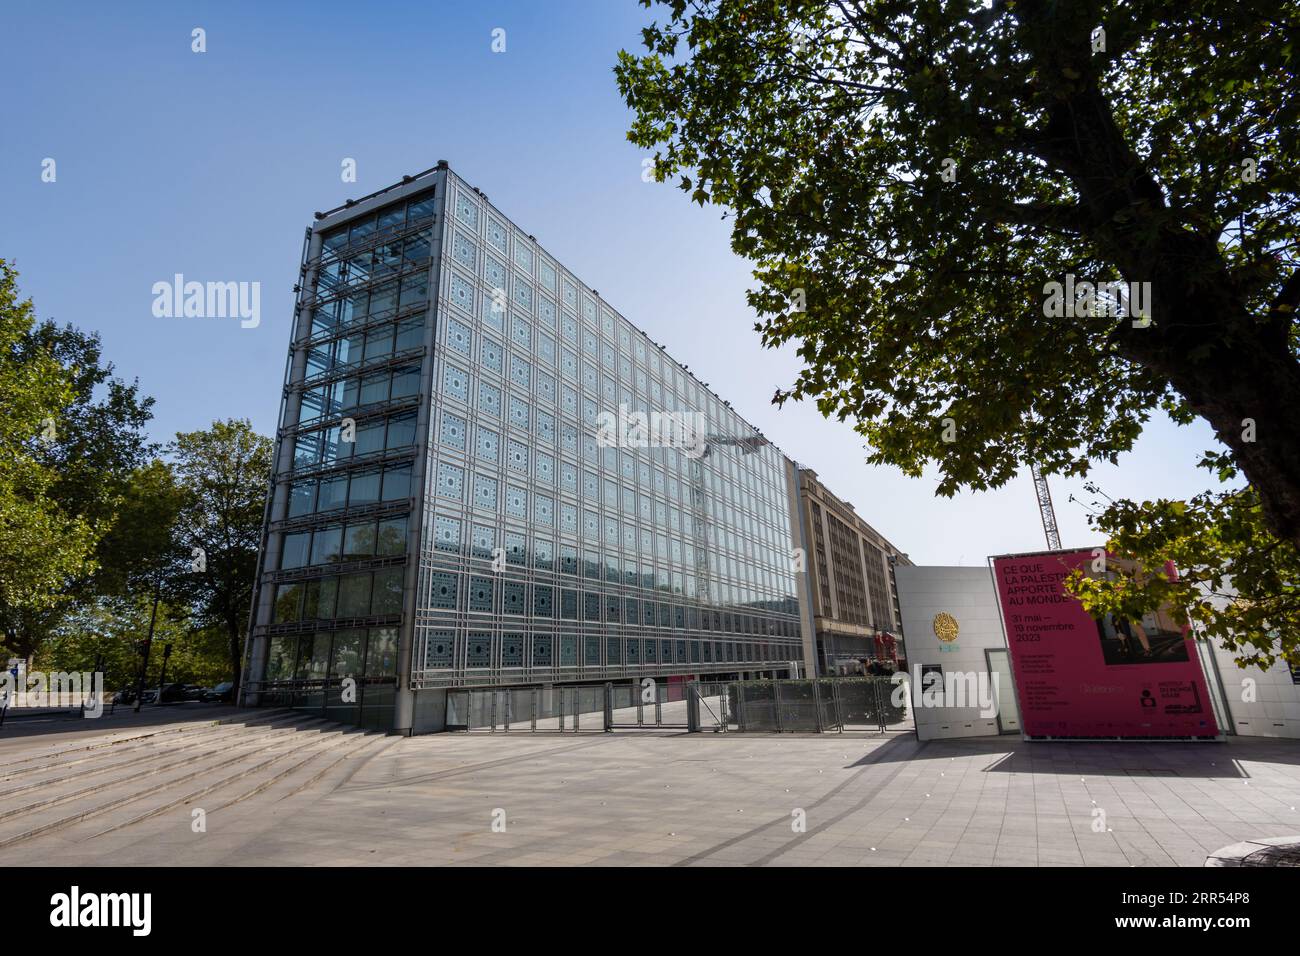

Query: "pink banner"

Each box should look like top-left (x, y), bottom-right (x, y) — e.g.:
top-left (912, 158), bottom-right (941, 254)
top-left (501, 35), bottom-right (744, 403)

top-left (992, 549), bottom-right (1219, 738)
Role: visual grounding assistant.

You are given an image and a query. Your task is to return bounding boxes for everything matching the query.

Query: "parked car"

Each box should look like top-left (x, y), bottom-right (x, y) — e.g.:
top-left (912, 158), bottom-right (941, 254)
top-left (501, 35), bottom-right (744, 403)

top-left (182, 684), bottom-right (206, 702)
top-left (201, 681), bottom-right (235, 703)
top-left (112, 687), bottom-right (138, 705)
top-left (140, 682), bottom-right (190, 704)
top-left (163, 682), bottom-right (192, 703)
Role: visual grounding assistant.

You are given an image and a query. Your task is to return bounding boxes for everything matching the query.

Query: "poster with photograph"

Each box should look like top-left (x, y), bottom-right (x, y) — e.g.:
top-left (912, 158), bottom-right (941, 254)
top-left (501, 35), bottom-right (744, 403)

top-left (991, 549), bottom-right (1219, 739)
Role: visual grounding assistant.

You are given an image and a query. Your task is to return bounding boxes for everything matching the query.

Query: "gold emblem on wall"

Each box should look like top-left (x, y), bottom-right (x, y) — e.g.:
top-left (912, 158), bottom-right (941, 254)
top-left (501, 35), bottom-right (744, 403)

top-left (933, 612), bottom-right (960, 643)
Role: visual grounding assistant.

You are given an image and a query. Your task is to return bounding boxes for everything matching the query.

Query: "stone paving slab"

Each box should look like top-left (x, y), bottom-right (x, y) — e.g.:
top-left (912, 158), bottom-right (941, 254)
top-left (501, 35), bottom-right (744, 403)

top-left (4, 715), bottom-right (1299, 866)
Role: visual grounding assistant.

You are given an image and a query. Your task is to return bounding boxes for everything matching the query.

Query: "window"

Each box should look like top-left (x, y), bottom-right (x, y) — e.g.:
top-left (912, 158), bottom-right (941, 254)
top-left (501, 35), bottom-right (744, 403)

top-left (367, 627), bottom-right (399, 677)
top-left (348, 470), bottom-right (380, 507)
top-left (447, 273), bottom-right (473, 314)
top-left (503, 583), bottom-right (525, 616)
top-left (429, 573), bottom-right (457, 610)
top-left (532, 634), bottom-right (552, 665)
top-left (377, 203), bottom-right (405, 230)
top-left (480, 339), bottom-right (503, 374)
top-left (506, 438), bottom-right (528, 474)
top-left (505, 485), bottom-right (527, 519)
top-left (436, 463), bottom-right (464, 501)
top-left (273, 583), bottom-right (302, 623)
top-left (423, 630), bottom-right (453, 668)
top-left (443, 364), bottom-right (469, 401)
top-left (337, 573), bottom-right (372, 617)
top-left (382, 464), bottom-right (411, 501)
top-left (440, 411), bottom-right (467, 450)
top-left (408, 192), bottom-right (436, 220)
top-left (303, 578), bottom-right (336, 620)
top-left (310, 526), bottom-right (342, 565)
top-left (386, 413), bottom-right (416, 449)
top-left (455, 192), bottom-right (479, 229)
top-left (390, 365), bottom-right (420, 399)
top-left (344, 522), bottom-right (376, 561)
top-left (371, 568), bottom-right (404, 615)
top-left (330, 629), bottom-right (365, 679)
top-left (468, 576), bottom-right (494, 612)
top-left (289, 480), bottom-right (315, 517)
top-left (377, 516), bottom-right (406, 555)
top-left (364, 324), bottom-right (394, 361)
top-left (478, 381), bottom-right (502, 417)
top-left (281, 532), bottom-right (310, 569)
top-left (509, 354), bottom-right (531, 389)
top-left (355, 419), bottom-right (384, 457)
top-left (400, 272), bottom-right (428, 308)
top-left (317, 475), bottom-right (347, 512)
top-left (471, 524), bottom-right (494, 558)
top-left (508, 396), bottom-right (530, 432)
top-left (395, 316), bottom-right (424, 351)
top-left (502, 632), bottom-right (524, 666)
top-left (447, 318), bottom-right (472, 356)
top-left (473, 475), bottom-right (497, 510)
top-left (433, 515), bottom-right (460, 553)
top-left (476, 426), bottom-right (500, 462)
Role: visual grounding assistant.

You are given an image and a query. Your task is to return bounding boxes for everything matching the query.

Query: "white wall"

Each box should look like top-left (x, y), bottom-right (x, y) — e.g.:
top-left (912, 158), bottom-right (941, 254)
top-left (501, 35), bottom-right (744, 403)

top-left (1211, 643), bottom-right (1300, 739)
top-left (894, 566), bottom-right (1009, 741)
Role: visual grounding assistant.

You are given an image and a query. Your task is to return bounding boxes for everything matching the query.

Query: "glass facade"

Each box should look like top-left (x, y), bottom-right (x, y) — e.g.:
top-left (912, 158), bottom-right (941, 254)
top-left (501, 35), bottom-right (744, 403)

top-left (249, 185), bottom-right (437, 727)
top-left (249, 166), bottom-right (803, 730)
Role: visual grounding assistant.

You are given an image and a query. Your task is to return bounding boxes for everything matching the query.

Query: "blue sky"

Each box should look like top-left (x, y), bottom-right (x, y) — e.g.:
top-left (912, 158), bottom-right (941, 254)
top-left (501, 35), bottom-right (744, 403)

top-left (0, 0), bottom-right (1228, 566)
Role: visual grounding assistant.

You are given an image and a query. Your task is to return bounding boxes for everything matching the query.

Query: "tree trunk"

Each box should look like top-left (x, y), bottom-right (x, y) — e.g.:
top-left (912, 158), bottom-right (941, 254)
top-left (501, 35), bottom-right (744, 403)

top-left (1117, 227), bottom-right (1300, 548)
top-left (1022, 10), bottom-right (1300, 547)
top-left (1145, 330), bottom-right (1300, 546)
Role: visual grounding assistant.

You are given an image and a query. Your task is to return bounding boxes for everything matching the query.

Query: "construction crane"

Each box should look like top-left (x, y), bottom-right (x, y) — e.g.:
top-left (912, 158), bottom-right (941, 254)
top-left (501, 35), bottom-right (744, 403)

top-left (699, 433), bottom-right (768, 458)
top-left (1029, 462), bottom-right (1062, 551)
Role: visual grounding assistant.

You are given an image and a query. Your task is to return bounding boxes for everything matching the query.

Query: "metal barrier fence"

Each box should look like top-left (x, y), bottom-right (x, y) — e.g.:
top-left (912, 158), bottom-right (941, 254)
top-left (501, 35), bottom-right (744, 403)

top-left (447, 680), bottom-right (689, 732)
top-left (445, 676), bottom-right (908, 734)
top-left (724, 677), bottom-right (908, 733)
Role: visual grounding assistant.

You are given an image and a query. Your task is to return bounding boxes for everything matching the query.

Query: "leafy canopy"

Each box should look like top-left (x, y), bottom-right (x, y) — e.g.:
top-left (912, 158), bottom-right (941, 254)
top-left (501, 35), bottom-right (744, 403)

top-left (617, 0), bottom-right (1300, 663)
top-left (0, 260), bottom-right (96, 635)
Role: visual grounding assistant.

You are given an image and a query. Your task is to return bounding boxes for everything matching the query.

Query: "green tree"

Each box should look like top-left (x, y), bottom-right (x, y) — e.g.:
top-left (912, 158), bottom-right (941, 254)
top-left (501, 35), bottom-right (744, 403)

top-left (35, 597), bottom-right (229, 692)
top-left (37, 460), bottom-right (242, 693)
top-left (0, 259), bottom-right (97, 655)
top-left (95, 459), bottom-right (192, 703)
top-left (170, 419), bottom-right (273, 695)
top-left (1069, 457), bottom-right (1299, 669)
top-left (35, 599), bottom-right (170, 693)
top-left (617, 0), bottom-right (1300, 662)
top-left (0, 260), bottom-right (157, 660)
top-left (93, 460), bottom-right (188, 599)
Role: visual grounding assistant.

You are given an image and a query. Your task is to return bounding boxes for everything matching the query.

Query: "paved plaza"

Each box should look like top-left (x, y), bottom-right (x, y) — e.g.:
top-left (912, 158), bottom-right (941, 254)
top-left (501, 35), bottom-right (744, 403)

top-left (1, 708), bottom-right (1298, 866)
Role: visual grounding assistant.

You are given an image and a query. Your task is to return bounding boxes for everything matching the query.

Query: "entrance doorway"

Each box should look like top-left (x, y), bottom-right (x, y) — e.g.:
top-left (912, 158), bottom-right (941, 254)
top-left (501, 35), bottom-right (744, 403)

top-left (985, 648), bottom-right (1021, 734)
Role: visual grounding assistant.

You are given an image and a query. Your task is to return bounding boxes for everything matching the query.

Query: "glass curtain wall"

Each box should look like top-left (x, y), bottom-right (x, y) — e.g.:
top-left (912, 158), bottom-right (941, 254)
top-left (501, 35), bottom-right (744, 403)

top-left (256, 188), bottom-right (437, 727)
top-left (411, 173), bottom-right (802, 690)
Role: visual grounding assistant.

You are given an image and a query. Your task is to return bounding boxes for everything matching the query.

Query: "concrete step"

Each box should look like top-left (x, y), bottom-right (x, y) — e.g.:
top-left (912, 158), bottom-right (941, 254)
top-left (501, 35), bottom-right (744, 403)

top-left (0, 719), bottom-right (325, 799)
top-left (0, 708), bottom-right (307, 778)
top-left (0, 720), bottom-right (350, 848)
top-left (83, 726), bottom-right (376, 839)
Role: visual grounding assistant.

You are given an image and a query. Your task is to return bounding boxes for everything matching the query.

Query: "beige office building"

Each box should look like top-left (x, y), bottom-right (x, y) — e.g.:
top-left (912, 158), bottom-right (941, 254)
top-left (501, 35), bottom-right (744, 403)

top-left (790, 467), bottom-right (911, 676)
